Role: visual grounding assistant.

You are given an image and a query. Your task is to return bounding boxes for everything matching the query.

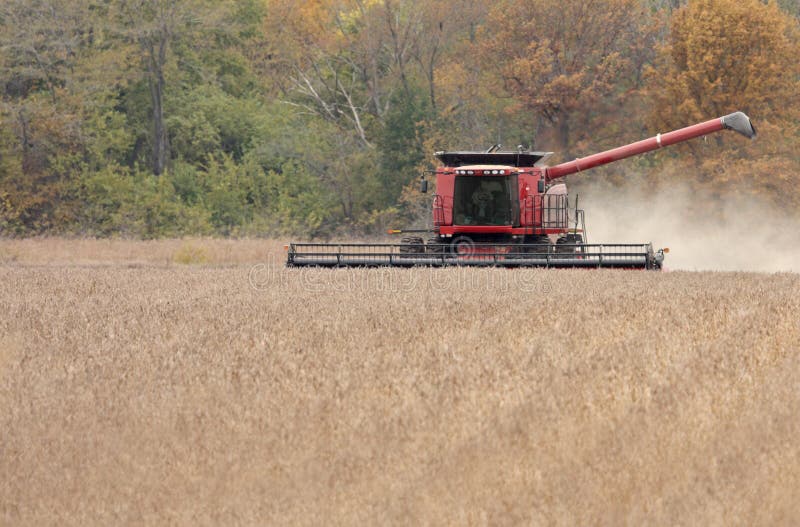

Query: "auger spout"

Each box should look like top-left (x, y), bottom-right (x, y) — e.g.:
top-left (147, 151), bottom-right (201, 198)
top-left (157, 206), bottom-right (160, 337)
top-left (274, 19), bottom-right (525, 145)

top-left (546, 111), bottom-right (756, 180)
top-left (721, 111), bottom-right (757, 139)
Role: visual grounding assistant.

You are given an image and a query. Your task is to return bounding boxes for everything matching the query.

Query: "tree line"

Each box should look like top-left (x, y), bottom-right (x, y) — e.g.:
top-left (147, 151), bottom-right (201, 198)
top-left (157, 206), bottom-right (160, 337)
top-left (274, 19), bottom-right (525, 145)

top-left (1, 0), bottom-right (798, 238)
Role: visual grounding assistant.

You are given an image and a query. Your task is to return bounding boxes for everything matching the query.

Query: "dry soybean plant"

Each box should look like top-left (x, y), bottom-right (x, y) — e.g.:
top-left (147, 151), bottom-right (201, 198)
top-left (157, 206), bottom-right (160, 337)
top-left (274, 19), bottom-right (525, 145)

top-left (1, 239), bottom-right (799, 525)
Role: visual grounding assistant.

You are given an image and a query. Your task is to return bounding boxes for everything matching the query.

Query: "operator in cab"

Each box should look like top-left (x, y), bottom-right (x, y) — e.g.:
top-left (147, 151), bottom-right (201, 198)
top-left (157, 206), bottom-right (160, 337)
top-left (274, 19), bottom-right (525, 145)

top-left (471, 180), bottom-right (494, 219)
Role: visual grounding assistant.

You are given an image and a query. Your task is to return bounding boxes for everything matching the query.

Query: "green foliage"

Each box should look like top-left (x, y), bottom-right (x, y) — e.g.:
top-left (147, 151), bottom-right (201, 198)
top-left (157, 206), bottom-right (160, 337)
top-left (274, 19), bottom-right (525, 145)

top-left (778, 0), bottom-right (800, 18)
top-left (68, 165), bottom-right (213, 238)
top-left (128, 173), bottom-right (212, 238)
top-left (200, 154), bottom-right (256, 232)
top-left (167, 85), bottom-right (270, 164)
top-left (376, 89), bottom-right (430, 205)
top-left (70, 164), bottom-right (137, 235)
top-left (263, 161), bottom-right (333, 237)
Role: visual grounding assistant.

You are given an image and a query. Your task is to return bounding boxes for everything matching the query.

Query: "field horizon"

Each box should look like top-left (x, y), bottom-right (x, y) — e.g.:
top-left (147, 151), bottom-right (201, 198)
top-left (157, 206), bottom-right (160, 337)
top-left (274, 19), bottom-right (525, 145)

top-left (2, 238), bottom-right (799, 525)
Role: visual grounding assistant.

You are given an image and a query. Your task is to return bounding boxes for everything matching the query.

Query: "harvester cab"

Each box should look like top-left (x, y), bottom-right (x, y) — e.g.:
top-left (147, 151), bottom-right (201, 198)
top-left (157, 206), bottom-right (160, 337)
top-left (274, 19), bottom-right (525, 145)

top-left (287, 112), bottom-right (755, 269)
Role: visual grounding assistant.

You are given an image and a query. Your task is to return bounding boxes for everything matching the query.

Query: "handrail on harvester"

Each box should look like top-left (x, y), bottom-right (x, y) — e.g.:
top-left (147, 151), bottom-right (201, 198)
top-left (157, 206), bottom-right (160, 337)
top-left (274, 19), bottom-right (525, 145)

top-left (546, 112), bottom-right (756, 180)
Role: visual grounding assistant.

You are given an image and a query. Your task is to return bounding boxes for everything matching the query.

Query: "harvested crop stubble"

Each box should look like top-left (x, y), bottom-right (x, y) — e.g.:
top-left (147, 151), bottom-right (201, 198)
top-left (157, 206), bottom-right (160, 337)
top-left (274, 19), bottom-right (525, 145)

top-left (1, 239), bottom-right (799, 525)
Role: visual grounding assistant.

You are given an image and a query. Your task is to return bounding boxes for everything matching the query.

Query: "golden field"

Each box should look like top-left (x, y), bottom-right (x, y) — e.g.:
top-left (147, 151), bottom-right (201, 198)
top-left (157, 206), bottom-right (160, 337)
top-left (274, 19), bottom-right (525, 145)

top-left (1, 238), bottom-right (799, 525)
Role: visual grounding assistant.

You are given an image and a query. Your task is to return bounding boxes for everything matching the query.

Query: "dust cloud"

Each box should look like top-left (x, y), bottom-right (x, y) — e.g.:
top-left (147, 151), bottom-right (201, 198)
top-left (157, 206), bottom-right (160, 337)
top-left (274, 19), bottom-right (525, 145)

top-left (575, 184), bottom-right (800, 272)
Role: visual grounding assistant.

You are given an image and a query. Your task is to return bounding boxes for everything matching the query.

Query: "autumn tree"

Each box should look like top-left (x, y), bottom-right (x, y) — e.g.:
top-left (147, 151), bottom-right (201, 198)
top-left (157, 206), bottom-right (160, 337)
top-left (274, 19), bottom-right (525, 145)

top-left (646, 0), bottom-right (800, 203)
top-left (261, 0), bottom-right (460, 211)
top-left (0, 0), bottom-right (90, 104)
top-left (0, 0), bottom-right (94, 230)
top-left (477, 0), bottom-right (656, 157)
top-left (263, 0), bottom-right (405, 147)
top-left (415, 1), bottom-right (488, 111)
top-left (649, 0), bottom-right (799, 130)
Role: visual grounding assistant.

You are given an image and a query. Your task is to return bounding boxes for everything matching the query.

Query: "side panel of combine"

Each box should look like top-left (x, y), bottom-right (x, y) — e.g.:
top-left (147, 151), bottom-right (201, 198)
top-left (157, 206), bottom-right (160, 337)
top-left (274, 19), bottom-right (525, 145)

top-left (434, 171), bottom-right (455, 226)
top-left (519, 169), bottom-right (555, 229)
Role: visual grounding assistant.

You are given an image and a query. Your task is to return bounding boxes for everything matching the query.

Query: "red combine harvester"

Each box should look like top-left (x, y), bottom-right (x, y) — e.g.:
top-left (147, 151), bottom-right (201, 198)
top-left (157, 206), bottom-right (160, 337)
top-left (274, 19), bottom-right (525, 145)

top-left (287, 112), bottom-right (755, 269)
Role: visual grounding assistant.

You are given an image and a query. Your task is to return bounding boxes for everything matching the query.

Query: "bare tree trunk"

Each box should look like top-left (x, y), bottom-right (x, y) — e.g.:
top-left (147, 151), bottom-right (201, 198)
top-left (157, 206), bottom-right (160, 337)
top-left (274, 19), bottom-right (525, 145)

top-left (416, 19), bottom-right (442, 112)
top-left (426, 58), bottom-right (436, 111)
top-left (384, 0), bottom-right (417, 101)
top-left (146, 39), bottom-right (169, 176)
top-left (558, 117), bottom-right (571, 159)
top-left (17, 108), bottom-right (35, 173)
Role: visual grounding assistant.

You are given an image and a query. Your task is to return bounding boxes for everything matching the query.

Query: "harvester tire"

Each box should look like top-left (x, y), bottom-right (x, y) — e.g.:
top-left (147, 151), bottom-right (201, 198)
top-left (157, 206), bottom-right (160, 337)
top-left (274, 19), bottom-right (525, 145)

top-left (555, 234), bottom-right (584, 257)
top-left (524, 235), bottom-right (551, 255)
top-left (426, 237), bottom-right (445, 254)
top-left (449, 236), bottom-right (475, 255)
top-left (400, 236), bottom-right (425, 256)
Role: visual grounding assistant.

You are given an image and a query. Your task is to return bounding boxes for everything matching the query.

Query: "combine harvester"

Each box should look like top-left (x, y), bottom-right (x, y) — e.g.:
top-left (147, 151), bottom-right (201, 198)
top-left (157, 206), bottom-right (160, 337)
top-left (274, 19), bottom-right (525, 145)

top-left (287, 112), bottom-right (755, 269)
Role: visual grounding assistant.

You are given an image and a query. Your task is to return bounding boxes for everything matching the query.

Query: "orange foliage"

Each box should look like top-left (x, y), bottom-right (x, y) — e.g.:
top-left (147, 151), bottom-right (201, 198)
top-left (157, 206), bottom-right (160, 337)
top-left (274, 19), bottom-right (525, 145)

top-left (646, 0), bottom-right (800, 205)
top-left (648, 0), bottom-right (800, 128)
top-left (478, 0), bottom-right (655, 155)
